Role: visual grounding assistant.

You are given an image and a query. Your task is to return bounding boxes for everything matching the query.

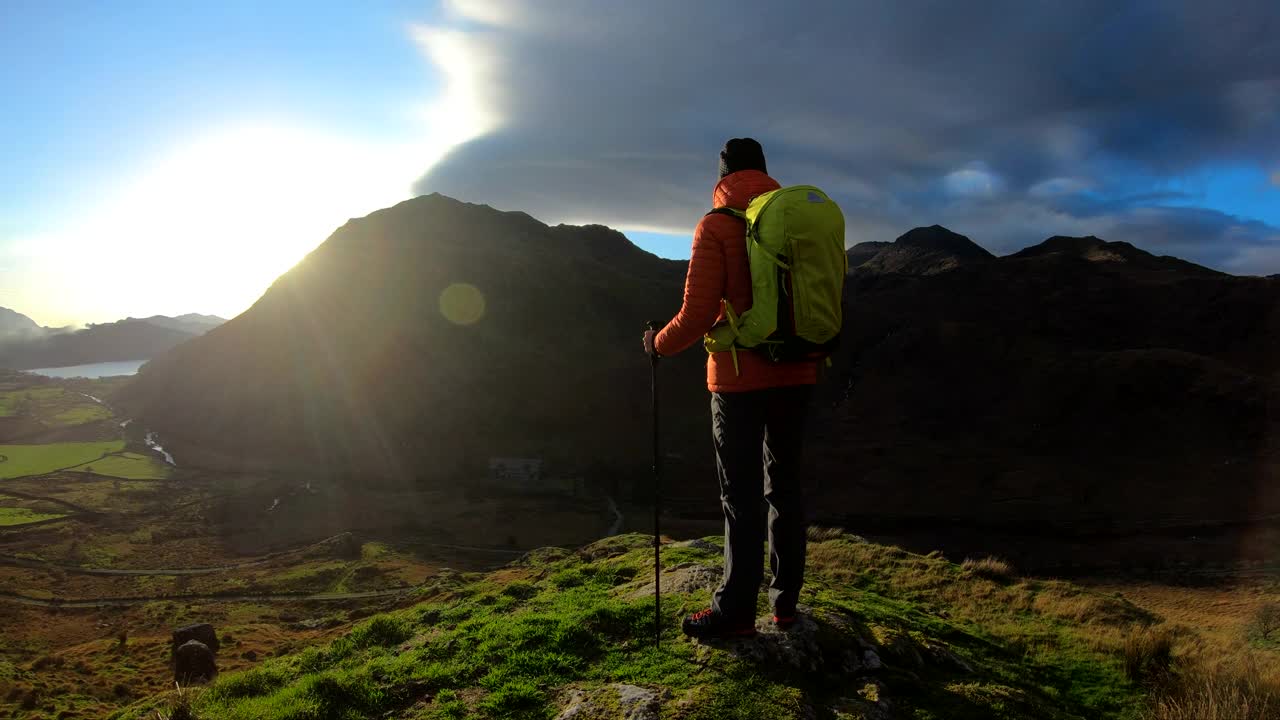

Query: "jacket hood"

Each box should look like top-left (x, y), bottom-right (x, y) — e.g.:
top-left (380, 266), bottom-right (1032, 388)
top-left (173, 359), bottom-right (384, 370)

top-left (713, 169), bottom-right (781, 210)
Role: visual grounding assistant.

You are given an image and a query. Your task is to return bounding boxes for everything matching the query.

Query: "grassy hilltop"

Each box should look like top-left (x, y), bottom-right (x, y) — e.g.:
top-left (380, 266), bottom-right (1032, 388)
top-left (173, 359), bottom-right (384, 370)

top-left (110, 530), bottom-right (1269, 720)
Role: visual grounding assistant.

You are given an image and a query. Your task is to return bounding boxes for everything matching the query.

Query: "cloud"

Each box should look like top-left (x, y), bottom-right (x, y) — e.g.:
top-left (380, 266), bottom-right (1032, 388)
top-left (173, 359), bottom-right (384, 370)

top-left (411, 0), bottom-right (1280, 273)
top-left (1272, 171), bottom-right (1280, 187)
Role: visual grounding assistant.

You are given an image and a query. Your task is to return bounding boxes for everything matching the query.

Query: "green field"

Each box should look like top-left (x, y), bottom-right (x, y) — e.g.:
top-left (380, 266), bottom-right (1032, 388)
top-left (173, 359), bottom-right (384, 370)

top-left (0, 506), bottom-right (66, 526)
top-left (54, 405), bottom-right (112, 425)
top-left (0, 386), bottom-right (112, 426)
top-left (70, 451), bottom-right (170, 480)
top-left (0, 440), bottom-right (125, 479)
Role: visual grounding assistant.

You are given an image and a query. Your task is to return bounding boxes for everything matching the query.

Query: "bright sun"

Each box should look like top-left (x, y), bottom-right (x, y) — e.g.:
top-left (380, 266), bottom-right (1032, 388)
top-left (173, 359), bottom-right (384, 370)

top-left (60, 126), bottom-right (433, 321)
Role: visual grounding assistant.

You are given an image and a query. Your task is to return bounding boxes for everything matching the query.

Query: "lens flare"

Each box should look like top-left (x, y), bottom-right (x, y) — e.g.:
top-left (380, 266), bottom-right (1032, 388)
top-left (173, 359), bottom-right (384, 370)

top-left (439, 283), bottom-right (486, 325)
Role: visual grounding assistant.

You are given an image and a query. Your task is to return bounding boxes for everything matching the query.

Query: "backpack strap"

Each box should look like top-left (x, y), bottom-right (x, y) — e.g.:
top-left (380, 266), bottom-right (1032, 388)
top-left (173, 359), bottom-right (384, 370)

top-left (706, 207), bottom-right (746, 220)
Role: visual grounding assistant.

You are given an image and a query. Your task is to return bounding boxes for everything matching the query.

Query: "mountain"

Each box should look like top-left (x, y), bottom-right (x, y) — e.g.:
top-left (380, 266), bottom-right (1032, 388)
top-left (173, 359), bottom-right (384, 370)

top-left (820, 231), bottom-right (1280, 558)
top-left (118, 194), bottom-right (706, 481)
top-left (133, 313), bottom-right (226, 335)
top-left (0, 320), bottom-right (198, 370)
top-left (855, 225), bottom-right (994, 275)
top-left (123, 532), bottom-right (1160, 720)
top-left (0, 307), bottom-right (44, 342)
top-left (0, 313), bottom-right (223, 371)
top-left (1007, 235), bottom-right (1222, 277)
top-left (845, 241), bottom-right (890, 270)
top-left (119, 199), bottom-right (1280, 569)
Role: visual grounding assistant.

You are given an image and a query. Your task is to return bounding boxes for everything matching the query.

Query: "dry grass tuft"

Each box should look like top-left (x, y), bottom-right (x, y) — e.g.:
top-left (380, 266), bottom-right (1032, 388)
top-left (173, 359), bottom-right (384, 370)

top-left (1143, 654), bottom-right (1280, 720)
top-left (153, 683), bottom-right (204, 720)
top-left (806, 525), bottom-right (847, 542)
top-left (1123, 625), bottom-right (1177, 685)
top-left (961, 556), bottom-right (1015, 582)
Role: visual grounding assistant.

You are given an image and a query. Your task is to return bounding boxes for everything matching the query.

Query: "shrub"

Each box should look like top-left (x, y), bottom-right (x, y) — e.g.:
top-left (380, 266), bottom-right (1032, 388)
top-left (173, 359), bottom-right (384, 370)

top-left (501, 581), bottom-right (538, 601)
top-left (348, 615), bottom-right (413, 650)
top-left (1250, 603), bottom-right (1280, 642)
top-left (961, 556), bottom-right (1016, 581)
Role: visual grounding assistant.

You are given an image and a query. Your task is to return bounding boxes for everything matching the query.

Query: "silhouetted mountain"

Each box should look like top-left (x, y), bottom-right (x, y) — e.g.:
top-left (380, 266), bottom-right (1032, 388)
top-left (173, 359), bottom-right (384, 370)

top-left (1008, 235), bottom-right (1222, 277)
top-left (846, 241), bottom-right (890, 270)
top-left (0, 307), bottom-right (45, 342)
top-left (857, 225), bottom-right (994, 275)
top-left (118, 194), bottom-right (704, 482)
top-left (819, 235), bottom-right (1279, 553)
top-left (118, 196), bottom-right (1280, 567)
top-left (134, 313), bottom-right (226, 335)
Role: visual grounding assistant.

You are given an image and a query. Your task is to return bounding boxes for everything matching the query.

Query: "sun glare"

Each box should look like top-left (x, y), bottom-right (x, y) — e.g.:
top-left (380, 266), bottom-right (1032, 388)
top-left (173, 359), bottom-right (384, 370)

top-left (24, 20), bottom-right (495, 326)
top-left (52, 127), bottom-right (423, 321)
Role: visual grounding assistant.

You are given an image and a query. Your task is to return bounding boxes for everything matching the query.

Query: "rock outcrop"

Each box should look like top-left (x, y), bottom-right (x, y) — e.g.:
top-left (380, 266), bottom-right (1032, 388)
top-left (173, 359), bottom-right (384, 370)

top-left (173, 640), bottom-right (217, 685)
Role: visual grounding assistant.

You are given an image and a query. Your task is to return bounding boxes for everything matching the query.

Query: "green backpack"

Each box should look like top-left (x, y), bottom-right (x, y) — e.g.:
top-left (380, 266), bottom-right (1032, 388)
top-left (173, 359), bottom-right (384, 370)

top-left (704, 185), bottom-right (846, 371)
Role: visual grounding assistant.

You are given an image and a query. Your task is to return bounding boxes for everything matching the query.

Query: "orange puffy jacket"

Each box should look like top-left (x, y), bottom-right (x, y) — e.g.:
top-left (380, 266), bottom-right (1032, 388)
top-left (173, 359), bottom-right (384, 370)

top-left (654, 169), bottom-right (819, 393)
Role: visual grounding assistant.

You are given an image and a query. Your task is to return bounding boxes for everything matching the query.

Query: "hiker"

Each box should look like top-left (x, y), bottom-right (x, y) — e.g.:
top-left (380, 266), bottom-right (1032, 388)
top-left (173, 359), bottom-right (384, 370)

top-left (643, 138), bottom-right (830, 639)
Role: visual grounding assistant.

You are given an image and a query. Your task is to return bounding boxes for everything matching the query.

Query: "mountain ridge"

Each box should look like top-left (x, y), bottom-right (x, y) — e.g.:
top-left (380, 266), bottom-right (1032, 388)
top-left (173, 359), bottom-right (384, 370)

top-left (117, 193), bottom-right (1280, 567)
top-left (0, 312), bottom-right (226, 370)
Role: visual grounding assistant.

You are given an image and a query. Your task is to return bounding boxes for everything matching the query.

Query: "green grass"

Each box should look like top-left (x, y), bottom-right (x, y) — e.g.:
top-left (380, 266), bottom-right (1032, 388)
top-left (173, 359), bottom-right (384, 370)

top-left (0, 506), bottom-right (65, 526)
top-left (114, 532), bottom-right (1156, 720)
top-left (0, 440), bottom-right (124, 479)
top-left (69, 451), bottom-right (170, 480)
top-left (0, 386), bottom-right (114, 426)
top-left (53, 405), bottom-right (111, 425)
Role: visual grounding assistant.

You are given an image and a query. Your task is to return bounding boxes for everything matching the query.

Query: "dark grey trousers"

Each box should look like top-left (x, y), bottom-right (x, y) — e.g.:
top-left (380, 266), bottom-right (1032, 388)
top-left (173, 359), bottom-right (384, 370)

top-left (710, 385), bottom-right (811, 622)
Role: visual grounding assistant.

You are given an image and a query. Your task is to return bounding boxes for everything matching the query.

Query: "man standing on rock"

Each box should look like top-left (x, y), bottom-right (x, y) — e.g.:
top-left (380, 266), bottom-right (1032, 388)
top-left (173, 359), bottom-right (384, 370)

top-left (643, 138), bottom-right (817, 638)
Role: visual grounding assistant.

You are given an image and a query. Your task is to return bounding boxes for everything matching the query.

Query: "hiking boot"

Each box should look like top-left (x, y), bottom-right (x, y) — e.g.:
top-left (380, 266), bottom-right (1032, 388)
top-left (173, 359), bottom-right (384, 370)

top-left (773, 613), bottom-right (798, 630)
top-left (681, 608), bottom-right (756, 639)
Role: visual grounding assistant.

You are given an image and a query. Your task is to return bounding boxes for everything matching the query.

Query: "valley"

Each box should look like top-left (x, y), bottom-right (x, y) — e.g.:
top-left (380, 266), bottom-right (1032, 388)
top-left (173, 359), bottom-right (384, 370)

top-left (0, 372), bottom-right (619, 719)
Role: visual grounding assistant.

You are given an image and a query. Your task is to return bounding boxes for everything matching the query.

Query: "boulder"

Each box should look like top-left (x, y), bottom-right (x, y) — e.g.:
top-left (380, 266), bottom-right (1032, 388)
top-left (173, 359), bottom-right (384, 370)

top-left (174, 640), bottom-right (217, 685)
top-left (172, 623), bottom-right (219, 657)
top-left (556, 683), bottom-right (664, 720)
top-left (623, 563), bottom-right (721, 600)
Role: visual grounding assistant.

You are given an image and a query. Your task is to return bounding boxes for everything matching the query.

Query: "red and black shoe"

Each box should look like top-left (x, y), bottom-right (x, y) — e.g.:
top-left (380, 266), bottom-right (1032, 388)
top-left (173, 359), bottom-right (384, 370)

top-left (773, 613), bottom-right (798, 630)
top-left (681, 608), bottom-right (757, 639)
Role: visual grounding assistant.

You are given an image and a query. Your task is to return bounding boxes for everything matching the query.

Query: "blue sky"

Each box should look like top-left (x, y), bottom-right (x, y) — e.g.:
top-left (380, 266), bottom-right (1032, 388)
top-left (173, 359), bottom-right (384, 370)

top-left (2, 1), bottom-right (1277, 326)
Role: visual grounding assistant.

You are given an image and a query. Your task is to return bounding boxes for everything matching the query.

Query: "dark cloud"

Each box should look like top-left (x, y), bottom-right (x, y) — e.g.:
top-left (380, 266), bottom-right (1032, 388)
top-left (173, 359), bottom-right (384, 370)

top-left (415, 0), bottom-right (1280, 273)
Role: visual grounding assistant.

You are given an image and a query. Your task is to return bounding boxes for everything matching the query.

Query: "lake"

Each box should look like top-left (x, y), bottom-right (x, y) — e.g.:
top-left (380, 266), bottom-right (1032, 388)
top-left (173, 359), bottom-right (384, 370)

top-left (28, 359), bottom-right (148, 379)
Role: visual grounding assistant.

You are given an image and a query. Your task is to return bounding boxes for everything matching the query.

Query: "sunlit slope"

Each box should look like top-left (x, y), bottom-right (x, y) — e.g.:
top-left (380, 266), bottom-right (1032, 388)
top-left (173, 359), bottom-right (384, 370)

top-left (118, 194), bottom-right (702, 482)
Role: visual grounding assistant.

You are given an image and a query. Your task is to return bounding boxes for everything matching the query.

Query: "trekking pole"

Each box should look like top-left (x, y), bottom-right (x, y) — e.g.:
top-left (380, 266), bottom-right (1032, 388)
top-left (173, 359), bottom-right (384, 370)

top-left (646, 320), bottom-right (662, 649)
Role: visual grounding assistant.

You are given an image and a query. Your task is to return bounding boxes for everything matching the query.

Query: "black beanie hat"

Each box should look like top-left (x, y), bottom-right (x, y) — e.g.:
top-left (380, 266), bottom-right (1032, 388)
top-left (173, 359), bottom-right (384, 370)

top-left (718, 137), bottom-right (767, 179)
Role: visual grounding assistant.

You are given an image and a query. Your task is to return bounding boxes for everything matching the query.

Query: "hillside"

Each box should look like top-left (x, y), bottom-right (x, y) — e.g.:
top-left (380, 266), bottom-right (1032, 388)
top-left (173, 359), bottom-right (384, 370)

top-left (825, 234), bottom-right (1280, 558)
top-left (117, 194), bottom-right (705, 482)
top-left (0, 307), bottom-right (44, 342)
top-left (0, 320), bottom-right (197, 371)
top-left (112, 531), bottom-right (1168, 720)
top-left (0, 313), bottom-right (225, 371)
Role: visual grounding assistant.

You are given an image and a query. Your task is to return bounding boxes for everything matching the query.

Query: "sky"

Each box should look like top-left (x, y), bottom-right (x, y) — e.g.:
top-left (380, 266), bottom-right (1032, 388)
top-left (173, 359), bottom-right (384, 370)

top-left (3, 1), bottom-right (1278, 327)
